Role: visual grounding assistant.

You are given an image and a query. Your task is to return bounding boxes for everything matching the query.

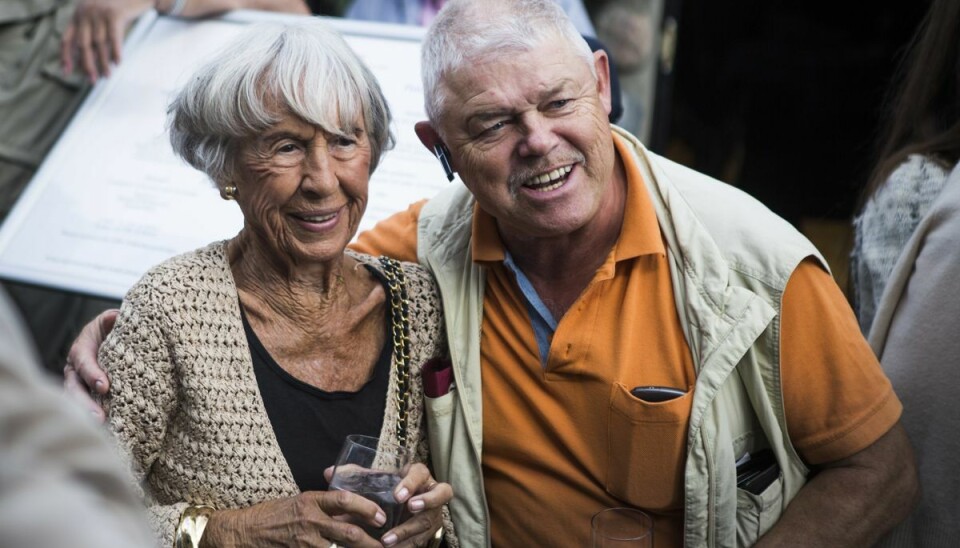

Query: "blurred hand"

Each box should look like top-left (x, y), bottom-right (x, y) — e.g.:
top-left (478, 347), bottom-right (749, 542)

top-left (63, 308), bottom-right (118, 422)
top-left (61, 0), bottom-right (152, 82)
top-left (153, 0), bottom-right (312, 19)
top-left (201, 491), bottom-right (386, 548)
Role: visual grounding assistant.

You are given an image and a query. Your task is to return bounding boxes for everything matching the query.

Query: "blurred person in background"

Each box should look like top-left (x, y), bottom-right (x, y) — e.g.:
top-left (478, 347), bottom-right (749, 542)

top-left (0, 287), bottom-right (156, 548)
top-left (0, 0), bottom-right (121, 377)
top-left (850, 0), bottom-right (960, 545)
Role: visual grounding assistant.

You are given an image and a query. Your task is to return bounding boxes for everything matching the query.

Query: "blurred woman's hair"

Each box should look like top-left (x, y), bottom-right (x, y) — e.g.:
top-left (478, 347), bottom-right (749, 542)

top-left (861, 0), bottom-right (960, 209)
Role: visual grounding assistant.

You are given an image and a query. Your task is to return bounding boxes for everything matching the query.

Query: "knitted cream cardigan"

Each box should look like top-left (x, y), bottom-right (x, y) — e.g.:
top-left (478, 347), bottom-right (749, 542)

top-left (99, 241), bottom-right (445, 546)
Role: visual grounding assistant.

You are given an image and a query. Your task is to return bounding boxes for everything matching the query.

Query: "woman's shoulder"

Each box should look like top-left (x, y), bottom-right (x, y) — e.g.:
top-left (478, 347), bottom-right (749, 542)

top-left (124, 241), bottom-right (232, 301)
top-left (347, 250), bottom-right (442, 324)
top-left (346, 250), bottom-right (435, 287)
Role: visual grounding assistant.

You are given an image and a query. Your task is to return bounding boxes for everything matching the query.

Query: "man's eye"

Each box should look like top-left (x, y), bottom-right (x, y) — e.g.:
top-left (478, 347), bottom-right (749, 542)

top-left (277, 143), bottom-right (299, 154)
top-left (549, 99), bottom-right (570, 109)
top-left (482, 121), bottom-right (506, 135)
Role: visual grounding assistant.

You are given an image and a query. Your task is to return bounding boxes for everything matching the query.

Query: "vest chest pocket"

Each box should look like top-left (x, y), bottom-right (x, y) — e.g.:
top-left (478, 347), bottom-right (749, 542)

top-left (605, 382), bottom-right (693, 511)
top-left (424, 390), bottom-right (457, 482)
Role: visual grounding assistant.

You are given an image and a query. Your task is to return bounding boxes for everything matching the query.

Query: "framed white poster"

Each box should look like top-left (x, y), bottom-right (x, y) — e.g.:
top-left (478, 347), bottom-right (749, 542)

top-left (0, 11), bottom-right (444, 300)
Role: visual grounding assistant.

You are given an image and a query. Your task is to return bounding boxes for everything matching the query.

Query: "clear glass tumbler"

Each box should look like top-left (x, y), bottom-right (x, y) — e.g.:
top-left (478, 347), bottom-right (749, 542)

top-left (591, 507), bottom-right (654, 547)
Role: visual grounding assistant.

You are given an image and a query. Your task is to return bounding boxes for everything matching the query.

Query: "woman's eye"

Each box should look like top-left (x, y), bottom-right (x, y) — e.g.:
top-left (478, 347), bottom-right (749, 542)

top-left (333, 136), bottom-right (356, 147)
top-left (277, 143), bottom-right (299, 154)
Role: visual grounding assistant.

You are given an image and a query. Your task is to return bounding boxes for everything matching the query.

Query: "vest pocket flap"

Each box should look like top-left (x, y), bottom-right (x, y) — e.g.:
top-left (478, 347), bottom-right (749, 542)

top-left (425, 389), bottom-right (456, 415)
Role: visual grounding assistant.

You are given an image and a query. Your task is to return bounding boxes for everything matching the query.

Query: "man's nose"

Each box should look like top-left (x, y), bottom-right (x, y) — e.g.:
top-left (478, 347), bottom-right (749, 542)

top-left (517, 115), bottom-right (559, 157)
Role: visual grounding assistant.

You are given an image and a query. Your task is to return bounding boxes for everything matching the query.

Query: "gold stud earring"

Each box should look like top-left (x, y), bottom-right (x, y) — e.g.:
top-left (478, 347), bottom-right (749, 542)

top-left (221, 185), bottom-right (237, 200)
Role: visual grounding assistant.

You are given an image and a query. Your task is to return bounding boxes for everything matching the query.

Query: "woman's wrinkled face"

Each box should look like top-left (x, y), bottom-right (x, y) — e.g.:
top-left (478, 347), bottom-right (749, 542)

top-left (233, 111), bottom-right (372, 268)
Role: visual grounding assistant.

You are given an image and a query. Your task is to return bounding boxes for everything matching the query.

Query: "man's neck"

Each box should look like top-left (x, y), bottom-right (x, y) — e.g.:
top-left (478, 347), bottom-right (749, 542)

top-left (500, 161), bottom-right (628, 320)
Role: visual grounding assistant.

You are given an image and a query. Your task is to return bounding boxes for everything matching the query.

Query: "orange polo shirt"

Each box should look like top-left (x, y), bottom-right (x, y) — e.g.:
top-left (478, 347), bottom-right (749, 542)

top-left (352, 134), bottom-right (900, 547)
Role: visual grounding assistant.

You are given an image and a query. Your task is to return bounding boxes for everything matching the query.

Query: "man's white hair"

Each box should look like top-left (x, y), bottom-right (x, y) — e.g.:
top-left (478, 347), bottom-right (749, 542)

top-left (421, 0), bottom-right (596, 127)
top-left (168, 19), bottom-right (394, 187)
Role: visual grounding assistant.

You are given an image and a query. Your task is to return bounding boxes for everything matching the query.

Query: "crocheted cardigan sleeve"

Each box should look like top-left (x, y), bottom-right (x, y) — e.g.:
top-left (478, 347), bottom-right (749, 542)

top-left (99, 275), bottom-right (187, 544)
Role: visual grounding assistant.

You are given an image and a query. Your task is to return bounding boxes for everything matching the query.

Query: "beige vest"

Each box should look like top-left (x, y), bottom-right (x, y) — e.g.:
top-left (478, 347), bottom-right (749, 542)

top-left (418, 127), bottom-right (827, 547)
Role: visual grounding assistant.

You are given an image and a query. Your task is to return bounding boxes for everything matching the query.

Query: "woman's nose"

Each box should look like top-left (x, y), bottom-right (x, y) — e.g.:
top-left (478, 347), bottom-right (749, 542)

top-left (300, 144), bottom-right (337, 193)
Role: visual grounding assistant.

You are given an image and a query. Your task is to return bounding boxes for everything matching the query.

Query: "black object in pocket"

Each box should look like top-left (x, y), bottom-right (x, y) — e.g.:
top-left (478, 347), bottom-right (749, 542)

top-left (630, 385), bottom-right (686, 402)
top-left (736, 449), bottom-right (780, 495)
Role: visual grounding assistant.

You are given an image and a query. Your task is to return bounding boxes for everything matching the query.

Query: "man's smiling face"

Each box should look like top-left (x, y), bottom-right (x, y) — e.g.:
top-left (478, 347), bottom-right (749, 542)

top-left (435, 39), bottom-right (616, 240)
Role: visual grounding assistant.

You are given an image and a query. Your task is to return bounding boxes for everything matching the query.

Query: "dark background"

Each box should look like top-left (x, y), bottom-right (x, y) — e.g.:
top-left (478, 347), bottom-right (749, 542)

top-left (659, 0), bottom-right (928, 227)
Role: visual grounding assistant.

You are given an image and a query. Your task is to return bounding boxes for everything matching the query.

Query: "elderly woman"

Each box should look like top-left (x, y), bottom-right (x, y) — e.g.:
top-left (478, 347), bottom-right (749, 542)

top-left (93, 19), bottom-right (452, 548)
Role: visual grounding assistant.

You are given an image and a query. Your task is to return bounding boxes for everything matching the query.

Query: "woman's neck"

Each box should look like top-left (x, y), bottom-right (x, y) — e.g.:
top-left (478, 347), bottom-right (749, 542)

top-left (225, 234), bottom-right (387, 390)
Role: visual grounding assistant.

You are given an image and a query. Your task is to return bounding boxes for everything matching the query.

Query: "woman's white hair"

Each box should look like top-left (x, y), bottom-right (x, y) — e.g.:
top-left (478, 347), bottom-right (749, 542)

top-left (421, 0), bottom-right (595, 127)
top-left (168, 19), bottom-right (394, 187)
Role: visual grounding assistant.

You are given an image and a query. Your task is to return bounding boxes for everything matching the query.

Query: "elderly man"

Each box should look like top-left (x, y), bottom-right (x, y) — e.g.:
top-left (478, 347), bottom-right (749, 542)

top-left (68, 0), bottom-right (917, 546)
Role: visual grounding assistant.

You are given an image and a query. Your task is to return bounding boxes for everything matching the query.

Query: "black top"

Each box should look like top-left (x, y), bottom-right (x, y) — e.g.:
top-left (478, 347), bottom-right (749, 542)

top-left (244, 268), bottom-right (392, 492)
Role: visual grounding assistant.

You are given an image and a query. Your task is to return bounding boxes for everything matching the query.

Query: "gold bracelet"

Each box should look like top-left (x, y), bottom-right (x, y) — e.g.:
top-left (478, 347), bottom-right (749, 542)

top-left (174, 505), bottom-right (215, 548)
top-left (428, 527), bottom-right (444, 548)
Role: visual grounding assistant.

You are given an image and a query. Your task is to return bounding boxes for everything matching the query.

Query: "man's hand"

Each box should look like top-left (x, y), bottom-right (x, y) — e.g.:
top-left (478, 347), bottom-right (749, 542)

top-left (61, 0), bottom-right (153, 83)
top-left (63, 309), bottom-right (118, 422)
top-left (756, 422), bottom-right (919, 547)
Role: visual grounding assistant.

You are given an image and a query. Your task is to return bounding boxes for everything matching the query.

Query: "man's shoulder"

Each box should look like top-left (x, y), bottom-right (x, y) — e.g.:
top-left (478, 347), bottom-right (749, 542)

top-left (642, 150), bottom-right (824, 287)
top-left (417, 185), bottom-right (476, 257)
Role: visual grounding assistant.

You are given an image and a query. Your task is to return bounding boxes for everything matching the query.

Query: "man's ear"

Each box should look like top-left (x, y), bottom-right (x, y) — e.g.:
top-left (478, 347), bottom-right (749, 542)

top-left (592, 49), bottom-right (613, 117)
top-left (415, 121), bottom-right (443, 151)
top-left (415, 121), bottom-right (456, 181)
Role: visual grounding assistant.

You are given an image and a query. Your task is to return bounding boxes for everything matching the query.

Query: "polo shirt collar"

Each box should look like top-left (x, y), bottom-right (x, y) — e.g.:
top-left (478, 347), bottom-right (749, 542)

top-left (470, 131), bottom-right (665, 263)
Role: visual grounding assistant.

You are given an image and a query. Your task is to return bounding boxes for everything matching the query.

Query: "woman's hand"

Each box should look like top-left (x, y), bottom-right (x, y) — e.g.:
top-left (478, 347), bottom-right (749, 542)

top-left (323, 463), bottom-right (453, 547)
top-left (200, 491), bottom-right (387, 548)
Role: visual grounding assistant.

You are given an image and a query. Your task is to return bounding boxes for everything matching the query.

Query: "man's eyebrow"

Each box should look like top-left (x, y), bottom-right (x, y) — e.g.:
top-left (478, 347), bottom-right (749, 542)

top-left (538, 80), bottom-right (576, 100)
top-left (464, 109), bottom-right (515, 129)
top-left (469, 110), bottom-right (513, 121)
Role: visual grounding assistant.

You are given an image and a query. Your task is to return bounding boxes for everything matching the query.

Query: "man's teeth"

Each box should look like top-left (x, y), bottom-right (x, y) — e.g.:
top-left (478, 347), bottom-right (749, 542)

top-left (525, 165), bottom-right (573, 190)
top-left (301, 212), bottom-right (336, 222)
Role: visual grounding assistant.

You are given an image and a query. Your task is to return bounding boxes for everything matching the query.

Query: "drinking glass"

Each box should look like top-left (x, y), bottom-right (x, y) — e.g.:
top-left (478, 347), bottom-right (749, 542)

top-left (591, 507), bottom-right (654, 547)
top-left (328, 435), bottom-right (412, 538)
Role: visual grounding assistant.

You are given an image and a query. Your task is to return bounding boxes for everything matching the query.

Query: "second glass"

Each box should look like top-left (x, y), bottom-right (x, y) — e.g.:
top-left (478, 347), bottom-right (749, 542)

top-left (591, 507), bottom-right (654, 547)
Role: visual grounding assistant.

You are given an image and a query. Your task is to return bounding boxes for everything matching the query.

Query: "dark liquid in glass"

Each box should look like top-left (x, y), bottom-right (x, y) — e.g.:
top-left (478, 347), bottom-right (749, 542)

top-left (330, 471), bottom-right (408, 538)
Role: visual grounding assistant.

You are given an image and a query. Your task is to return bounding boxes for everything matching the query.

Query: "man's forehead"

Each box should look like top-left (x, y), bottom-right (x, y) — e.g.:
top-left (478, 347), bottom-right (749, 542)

top-left (445, 43), bottom-right (589, 88)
